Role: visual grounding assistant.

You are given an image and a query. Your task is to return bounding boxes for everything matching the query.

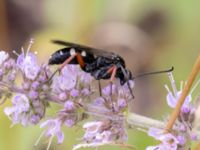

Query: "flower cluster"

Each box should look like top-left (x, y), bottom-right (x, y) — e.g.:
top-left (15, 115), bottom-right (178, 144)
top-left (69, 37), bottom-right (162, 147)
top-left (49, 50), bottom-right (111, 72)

top-left (0, 40), bottom-right (134, 150)
top-left (146, 73), bottom-right (199, 150)
top-left (1, 39), bottom-right (200, 150)
top-left (3, 40), bottom-right (52, 126)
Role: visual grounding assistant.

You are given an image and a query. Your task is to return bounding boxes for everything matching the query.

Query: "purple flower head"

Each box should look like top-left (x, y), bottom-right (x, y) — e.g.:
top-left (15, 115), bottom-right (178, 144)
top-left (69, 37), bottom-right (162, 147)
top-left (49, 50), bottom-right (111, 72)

top-left (190, 133), bottom-right (198, 141)
top-left (22, 82), bottom-right (30, 90)
top-left (16, 39), bottom-right (40, 80)
top-left (40, 119), bottom-right (64, 144)
top-left (83, 121), bottom-right (104, 142)
top-left (4, 59), bottom-right (15, 70)
top-left (17, 53), bottom-right (40, 80)
top-left (31, 81), bottom-right (40, 90)
top-left (30, 114), bottom-right (41, 125)
top-left (82, 119), bottom-right (127, 144)
top-left (7, 70), bottom-right (17, 81)
top-left (81, 88), bottom-right (91, 96)
top-left (11, 94), bottom-right (30, 112)
top-left (51, 66), bottom-right (77, 93)
top-left (80, 72), bottom-right (93, 84)
top-left (64, 101), bottom-right (75, 111)
top-left (58, 92), bottom-right (67, 101)
top-left (147, 127), bottom-right (179, 150)
top-left (17, 52), bottom-right (37, 67)
top-left (93, 97), bottom-right (105, 106)
top-left (29, 90), bottom-right (39, 99)
top-left (166, 91), bottom-right (191, 110)
top-left (177, 135), bottom-right (186, 145)
top-left (165, 73), bottom-right (195, 113)
top-left (4, 94), bottom-right (30, 126)
top-left (70, 89), bottom-right (79, 97)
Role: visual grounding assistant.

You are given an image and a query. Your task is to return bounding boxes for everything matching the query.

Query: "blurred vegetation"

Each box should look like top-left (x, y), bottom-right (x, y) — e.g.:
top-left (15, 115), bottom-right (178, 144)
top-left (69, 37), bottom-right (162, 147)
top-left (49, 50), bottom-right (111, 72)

top-left (0, 0), bottom-right (200, 149)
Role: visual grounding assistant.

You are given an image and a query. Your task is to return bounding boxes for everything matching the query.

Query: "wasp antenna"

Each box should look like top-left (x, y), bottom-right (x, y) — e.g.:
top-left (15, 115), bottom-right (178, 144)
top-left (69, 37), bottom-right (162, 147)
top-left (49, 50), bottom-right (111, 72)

top-left (51, 40), bottom-right (70, 46)
top-left (133, 66), bottom-right (174, 79)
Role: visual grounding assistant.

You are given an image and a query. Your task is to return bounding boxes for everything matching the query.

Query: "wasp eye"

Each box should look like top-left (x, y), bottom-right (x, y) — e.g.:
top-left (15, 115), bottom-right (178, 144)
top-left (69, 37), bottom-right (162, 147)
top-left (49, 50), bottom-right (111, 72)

top-left (70, 48), bottom-right (76, 56)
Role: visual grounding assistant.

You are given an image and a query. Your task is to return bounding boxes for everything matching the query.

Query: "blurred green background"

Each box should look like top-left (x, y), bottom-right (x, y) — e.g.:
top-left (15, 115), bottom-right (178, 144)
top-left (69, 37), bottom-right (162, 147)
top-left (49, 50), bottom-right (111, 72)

top-left (0, 0), bottom-right (200, 149)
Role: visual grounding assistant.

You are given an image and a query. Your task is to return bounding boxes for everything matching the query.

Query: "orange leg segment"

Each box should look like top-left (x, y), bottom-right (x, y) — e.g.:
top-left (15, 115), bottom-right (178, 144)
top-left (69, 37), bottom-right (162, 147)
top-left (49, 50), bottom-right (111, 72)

top-left (60, 54), bottom-right (77, 70)
top-left (76, 53), bottom-right (85, 68)
top-left (110, 66), bottom-right (117, 82)
top-left (108, 65), bottom-right (117, 99)
top-left (48, 54), bottom-right (77, 81)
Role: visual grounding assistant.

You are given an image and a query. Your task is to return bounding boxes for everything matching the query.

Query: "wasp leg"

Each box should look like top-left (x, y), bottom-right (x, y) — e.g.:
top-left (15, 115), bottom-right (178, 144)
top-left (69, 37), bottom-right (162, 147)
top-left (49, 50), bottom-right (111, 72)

top-left (127, 81), bottom-right (134, 99)
top-left (110, 65), bottom-right (117, 111)
top-left (106, 65), bottom-right (117, 96)
top-left (98, 80), bottom-right (102, 96)
top-left (76, 53), bottom-right (85, 68)
top-left (48, 54), bottom-right (77, 82)
top-left (107, 65), bottom-right (117, 112)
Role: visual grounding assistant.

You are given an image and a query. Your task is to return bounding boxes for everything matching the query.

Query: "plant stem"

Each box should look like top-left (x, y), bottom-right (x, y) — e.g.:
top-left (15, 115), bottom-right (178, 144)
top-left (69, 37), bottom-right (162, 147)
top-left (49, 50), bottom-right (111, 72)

top-left (127, 113), bottom-right (165, 129)
top-left (164, 54), bottom-right (200, 133)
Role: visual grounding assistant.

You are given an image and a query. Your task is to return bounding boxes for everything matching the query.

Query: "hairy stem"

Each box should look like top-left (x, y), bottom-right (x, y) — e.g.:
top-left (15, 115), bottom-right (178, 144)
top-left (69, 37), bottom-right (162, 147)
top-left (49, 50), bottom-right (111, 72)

top-left (127, 112), bottom-right (166, 130)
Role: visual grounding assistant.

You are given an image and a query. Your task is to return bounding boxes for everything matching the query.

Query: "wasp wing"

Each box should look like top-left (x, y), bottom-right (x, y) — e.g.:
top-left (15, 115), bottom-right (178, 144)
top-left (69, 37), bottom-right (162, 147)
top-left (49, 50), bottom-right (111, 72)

top-left (51, 40), bottom-right (115, 58)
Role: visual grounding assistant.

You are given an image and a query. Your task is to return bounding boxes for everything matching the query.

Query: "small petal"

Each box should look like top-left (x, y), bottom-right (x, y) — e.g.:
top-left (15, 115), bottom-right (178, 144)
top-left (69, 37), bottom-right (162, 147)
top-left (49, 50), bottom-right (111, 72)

top-left (0, 51), bottom-right (9, 65)
top-left (4, 107), bottom-right (15, 116)
top-left (177, 135), bottom-right (185, 145)
top-left (64, 101), bottom-right (75, 111)
top-left (64, 119), bottom-right (75, 127)
top-left (166, 92), bottom-right (177, 108)
top-left (118, 98), bottom-right (127, 109)
top-left (56, 131), bottom-right (64, 144)
top-left (70, 89), bottom-right (79, 97)
top-left (59, 92), bottom-right (67, 101)
top-left (81, 88), bottom-right (90, 96)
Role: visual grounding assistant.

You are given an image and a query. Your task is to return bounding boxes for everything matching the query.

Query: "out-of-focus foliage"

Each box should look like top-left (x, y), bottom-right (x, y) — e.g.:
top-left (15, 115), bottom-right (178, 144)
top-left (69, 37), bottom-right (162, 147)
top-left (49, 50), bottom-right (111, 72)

top-left (0, 0), bottom-right (199, 150)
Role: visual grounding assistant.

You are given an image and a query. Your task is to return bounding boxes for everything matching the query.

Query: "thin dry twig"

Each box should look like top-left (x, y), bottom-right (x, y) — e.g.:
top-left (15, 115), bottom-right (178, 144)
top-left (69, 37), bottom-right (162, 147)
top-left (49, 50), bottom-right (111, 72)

top-left (164, 54), bottom-right (200, 133)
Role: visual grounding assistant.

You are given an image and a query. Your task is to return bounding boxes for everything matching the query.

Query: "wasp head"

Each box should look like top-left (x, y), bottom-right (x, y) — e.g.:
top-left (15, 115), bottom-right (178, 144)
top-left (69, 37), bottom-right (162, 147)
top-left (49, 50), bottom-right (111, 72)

top-left (118, 68), bottom-right (133, 85)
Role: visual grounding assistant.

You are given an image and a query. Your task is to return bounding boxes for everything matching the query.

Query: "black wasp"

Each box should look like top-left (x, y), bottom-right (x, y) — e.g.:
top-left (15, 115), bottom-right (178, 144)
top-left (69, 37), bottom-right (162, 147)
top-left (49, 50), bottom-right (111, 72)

top-left (48, 40), bottom-right (173, 99)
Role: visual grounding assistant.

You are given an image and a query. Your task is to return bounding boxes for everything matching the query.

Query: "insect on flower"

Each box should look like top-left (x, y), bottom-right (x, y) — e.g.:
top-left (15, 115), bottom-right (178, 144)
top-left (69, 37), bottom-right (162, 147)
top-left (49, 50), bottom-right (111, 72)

top-left (48, 40), bottom-right (174, 99)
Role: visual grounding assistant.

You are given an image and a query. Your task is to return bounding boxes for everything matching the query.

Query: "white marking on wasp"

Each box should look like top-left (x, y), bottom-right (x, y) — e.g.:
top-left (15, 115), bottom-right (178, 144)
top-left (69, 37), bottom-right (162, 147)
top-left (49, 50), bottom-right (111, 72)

top-left (81, 51), bottom-right (86, 57)
top-left (94, 55), bottom-right (97, 58)
top-left (70, 48), bottom-right (76, 56)
top-left (59, 50), bottom-right (63, 55)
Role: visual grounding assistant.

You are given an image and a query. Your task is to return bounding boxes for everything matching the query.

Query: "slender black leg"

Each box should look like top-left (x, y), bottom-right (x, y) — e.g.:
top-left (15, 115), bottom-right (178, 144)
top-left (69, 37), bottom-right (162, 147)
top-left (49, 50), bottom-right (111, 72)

top-left (127, 81), bottom-right (134, 99)
top-left (110, 81), bottom-right (113, 97)
top-left (98, 80), bottom-right (102, 96)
